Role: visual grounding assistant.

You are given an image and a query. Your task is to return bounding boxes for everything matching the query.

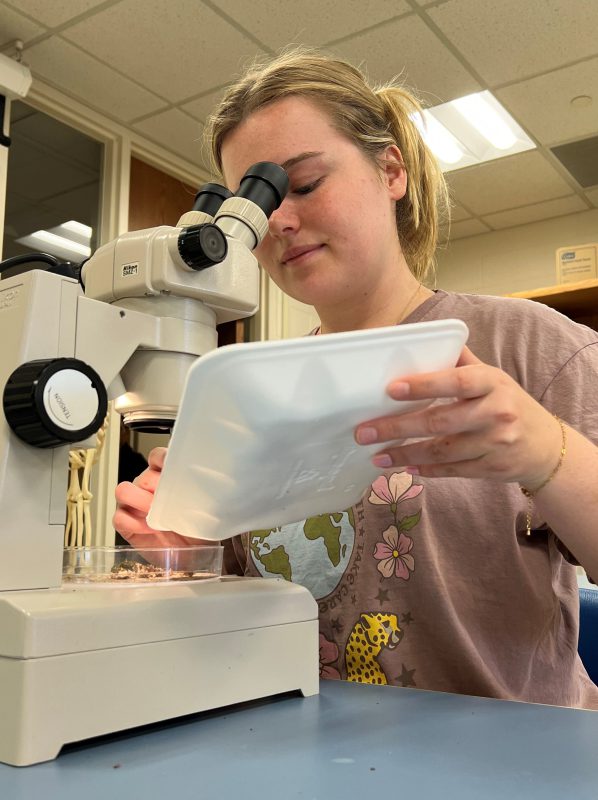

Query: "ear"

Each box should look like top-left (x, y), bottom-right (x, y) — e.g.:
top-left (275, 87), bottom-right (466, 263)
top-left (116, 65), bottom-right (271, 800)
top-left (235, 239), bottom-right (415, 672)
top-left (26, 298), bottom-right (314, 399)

top-left (379, 144), bottom-right (407, 202)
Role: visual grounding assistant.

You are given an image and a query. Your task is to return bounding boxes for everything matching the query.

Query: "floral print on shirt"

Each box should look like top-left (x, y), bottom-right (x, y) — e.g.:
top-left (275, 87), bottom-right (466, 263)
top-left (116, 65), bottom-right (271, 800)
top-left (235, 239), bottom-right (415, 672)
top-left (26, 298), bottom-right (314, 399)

top-left (368, 472), bottom-right (423, 580)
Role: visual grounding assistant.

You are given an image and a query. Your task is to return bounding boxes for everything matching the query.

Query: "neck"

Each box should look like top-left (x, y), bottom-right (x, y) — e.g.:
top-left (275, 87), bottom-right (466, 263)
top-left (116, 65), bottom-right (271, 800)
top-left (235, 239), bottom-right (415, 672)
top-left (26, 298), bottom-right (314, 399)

top-left (317, 275), bottom-right (432, 335)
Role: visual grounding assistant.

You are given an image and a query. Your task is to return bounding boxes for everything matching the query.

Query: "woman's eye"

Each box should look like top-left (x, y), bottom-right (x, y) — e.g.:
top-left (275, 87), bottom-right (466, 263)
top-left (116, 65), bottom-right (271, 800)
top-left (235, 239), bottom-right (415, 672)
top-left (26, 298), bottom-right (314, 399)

top-left (293, 177), bottom-right (323, 195)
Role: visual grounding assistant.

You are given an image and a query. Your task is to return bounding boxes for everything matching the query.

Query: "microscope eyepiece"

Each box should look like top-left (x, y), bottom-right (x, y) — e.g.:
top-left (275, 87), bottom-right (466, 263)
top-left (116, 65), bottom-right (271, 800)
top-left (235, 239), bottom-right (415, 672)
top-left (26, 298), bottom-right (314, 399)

top-left (193, 183), bottom-right (233, 218)
top-left (236, 162), bottom-right (289, 218)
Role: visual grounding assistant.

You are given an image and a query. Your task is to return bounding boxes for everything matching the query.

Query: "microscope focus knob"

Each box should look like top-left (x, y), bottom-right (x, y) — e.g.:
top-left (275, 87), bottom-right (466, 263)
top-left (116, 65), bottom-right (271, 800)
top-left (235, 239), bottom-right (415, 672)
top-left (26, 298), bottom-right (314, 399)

top-left (177, 222), bottom-right (228, 271)
top-left (3, 358), bottom-right (108, 448)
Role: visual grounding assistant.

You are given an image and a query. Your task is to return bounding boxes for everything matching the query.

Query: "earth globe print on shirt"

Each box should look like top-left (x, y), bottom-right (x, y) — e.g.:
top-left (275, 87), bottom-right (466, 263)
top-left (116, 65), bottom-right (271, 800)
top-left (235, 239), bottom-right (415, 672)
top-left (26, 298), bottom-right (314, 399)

top-left (249, 509), bottom-right (356, 600)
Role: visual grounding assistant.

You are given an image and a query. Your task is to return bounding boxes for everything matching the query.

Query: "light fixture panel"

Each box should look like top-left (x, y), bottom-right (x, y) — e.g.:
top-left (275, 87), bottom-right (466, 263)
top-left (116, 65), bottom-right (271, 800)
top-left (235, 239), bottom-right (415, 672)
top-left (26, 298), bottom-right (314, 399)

top-left (415, 91), bottom-right (536, 172)
top-left (16, 219), bottom-right (93, 262)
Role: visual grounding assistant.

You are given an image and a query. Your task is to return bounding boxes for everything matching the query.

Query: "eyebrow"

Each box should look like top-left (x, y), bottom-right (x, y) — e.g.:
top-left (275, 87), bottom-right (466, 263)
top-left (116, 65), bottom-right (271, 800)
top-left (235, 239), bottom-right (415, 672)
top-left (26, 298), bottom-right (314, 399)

top-left (280, 151), bottom-right (324, 170)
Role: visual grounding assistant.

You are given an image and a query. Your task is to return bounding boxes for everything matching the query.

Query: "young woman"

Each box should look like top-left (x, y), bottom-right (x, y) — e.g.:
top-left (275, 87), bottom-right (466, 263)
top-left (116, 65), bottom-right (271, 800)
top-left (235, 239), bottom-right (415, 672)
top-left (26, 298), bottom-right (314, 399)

top-left (115, 49), bottom-right (598, 708)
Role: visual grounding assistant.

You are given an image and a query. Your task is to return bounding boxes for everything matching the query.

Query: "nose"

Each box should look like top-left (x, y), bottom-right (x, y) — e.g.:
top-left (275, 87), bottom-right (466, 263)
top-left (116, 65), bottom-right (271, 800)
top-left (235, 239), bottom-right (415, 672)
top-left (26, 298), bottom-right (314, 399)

top-left (267, 199), bottom-right (300, 238)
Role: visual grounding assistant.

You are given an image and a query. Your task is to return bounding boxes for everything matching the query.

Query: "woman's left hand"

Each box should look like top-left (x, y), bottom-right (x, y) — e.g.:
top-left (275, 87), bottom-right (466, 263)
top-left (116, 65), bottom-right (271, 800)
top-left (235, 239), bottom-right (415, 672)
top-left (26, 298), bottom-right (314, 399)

top-left (355, 345), bottom-right (563, 490)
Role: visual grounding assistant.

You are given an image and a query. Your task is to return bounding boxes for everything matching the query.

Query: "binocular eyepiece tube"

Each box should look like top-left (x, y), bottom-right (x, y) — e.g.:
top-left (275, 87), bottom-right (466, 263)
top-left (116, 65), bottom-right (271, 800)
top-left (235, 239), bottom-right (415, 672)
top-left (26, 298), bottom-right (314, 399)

top-left (177, 161), bottom-right (289, 272)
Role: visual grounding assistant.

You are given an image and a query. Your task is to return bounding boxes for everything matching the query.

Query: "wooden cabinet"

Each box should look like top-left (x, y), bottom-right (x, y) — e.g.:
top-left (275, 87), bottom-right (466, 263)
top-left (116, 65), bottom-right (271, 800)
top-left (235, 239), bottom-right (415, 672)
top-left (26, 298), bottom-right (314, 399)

top-left (507, 278), bottom-right (598, 330)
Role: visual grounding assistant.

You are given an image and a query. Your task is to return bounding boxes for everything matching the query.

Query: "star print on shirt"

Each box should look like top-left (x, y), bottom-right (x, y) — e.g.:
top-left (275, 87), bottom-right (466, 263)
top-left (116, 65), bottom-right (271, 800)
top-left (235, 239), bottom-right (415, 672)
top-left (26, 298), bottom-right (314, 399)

top-left (395, 664), bottom-right (416, 687)
top-left (331, 617), bottom-right (342, 634)
top-left (375, 588), bottom-right (389, 604)
top-left (401, 612), bottom-right (414, 626)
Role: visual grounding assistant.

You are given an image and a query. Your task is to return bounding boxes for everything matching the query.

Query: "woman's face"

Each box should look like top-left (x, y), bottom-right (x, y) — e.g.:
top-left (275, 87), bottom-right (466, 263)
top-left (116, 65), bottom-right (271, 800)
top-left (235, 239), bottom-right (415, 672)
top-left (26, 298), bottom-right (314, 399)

top-left (220, 96), bottom-right (407, 311)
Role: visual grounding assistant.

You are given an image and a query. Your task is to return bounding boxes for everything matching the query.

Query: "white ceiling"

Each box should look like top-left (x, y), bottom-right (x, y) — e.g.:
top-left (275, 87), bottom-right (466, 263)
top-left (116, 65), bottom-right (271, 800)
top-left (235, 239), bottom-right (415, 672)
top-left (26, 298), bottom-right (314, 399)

top-left (2, 0), bottom-right (598, 240)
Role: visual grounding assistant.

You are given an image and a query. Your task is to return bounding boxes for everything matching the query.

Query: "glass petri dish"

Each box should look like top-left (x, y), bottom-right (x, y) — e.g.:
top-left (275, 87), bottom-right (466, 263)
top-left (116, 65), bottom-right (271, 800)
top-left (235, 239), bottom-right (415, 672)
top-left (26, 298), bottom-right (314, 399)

top-left (63, 545), bottom-right (223, 585)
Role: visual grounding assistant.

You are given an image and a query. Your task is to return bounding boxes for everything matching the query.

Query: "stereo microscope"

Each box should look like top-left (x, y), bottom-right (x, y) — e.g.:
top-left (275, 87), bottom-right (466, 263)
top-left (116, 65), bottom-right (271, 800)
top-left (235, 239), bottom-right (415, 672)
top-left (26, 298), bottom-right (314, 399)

top-left (0, 162), bottom-right (318, 766)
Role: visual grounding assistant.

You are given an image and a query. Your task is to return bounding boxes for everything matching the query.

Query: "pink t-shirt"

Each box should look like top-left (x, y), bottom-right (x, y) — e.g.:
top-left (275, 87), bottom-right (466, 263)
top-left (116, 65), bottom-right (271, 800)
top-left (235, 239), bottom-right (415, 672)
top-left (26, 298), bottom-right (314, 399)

top-left (226, 290), bottom-right (598, 709)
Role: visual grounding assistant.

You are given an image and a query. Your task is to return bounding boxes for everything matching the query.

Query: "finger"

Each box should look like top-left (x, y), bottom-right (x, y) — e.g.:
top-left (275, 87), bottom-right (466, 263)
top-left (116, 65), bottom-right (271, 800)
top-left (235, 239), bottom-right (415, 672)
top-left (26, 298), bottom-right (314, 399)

top-left (117, 528), bottom-right (186, 547)
top-left (147, 447), bottom-right (168, 470)
top-left (356, 396), bottom-right (489, 446)
top-left (116, 525), bottom-right (213, 549)
top-left (387, 362), bottom-right (496, 402)
top-left (373, 431), bottom-right (491, 471)
top-left (113, 508), bottom-right (160, 537)
top-left (115, 481), bottom-right (154, 514)
top-left (132, 468), bottom-right (161, 493)
top-left (456, 345), bottom-right (483, 367)
top-left (399, 457), bottom-right (493, 480)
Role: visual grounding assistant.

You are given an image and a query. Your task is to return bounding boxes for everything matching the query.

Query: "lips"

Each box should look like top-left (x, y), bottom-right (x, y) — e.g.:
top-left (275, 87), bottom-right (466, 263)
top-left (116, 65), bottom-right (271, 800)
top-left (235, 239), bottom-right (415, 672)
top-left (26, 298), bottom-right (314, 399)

top-left (281, 244), bottom-right (324, 264)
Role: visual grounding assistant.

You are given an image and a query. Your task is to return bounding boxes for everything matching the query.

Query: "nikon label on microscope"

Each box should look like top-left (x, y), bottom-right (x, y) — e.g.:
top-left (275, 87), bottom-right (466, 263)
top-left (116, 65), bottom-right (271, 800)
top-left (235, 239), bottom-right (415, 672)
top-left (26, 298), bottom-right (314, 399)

top-left (121, 262), bottom-right (139, 277)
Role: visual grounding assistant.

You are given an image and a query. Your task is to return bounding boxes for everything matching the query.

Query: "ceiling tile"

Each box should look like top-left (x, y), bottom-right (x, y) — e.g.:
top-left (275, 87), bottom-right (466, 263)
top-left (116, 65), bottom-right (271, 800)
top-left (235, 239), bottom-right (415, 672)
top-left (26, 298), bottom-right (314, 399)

top-left (497, 58), bottom-right (598, 147)
top-left (447, 151), bottom-right (573, 216)
top-left (12, 106), bottom-right (101, 170)
top-left (133, 109), bottom-right (209, 173)
top-left (7, 182), bottom-right (100, 240)
top-left (61, 0), bottom-right (267, 104)
top-left (447, 218), bottom-right (490, 240)
top-left (4, 0), bottom-right (110, 28)
top-left (26, 36), bottom-right (167, 122)
top-left (331, 14), bottom-right (480, 104)
top-left (214, 0), bottom-right (407, 49)
top-left (181, 86), bottom-right (228, 124)
top-left (482, 195), bottom-right (587, 230)
top-left (428, 0), bottom-right (598, 86)
top-left (450, 203), bottom-right (470, 222)
top-left (8, 143), bottom-right (95, 202)
top-left (0, 3), bottom-right (46, 47)
top-left (585, 188), bottom-right (598, 208)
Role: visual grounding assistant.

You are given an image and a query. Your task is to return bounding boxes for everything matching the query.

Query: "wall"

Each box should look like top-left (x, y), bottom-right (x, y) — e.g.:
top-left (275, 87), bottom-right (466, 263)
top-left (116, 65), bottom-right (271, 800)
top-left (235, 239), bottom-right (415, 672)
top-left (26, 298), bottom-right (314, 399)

top-left (436, 208), bottom-right (598, 296)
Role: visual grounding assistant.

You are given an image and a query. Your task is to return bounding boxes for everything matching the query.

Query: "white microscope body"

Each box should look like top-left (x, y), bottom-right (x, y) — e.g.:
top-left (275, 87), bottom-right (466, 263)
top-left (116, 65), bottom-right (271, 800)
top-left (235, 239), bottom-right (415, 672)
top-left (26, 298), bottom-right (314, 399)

top-left (0, 164), bottom-right (319, 766)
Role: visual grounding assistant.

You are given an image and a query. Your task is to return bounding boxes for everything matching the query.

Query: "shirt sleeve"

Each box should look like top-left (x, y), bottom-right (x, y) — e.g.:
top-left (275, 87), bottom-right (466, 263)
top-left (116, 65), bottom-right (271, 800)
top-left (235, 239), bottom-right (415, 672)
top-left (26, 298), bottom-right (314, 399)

top-left (537, 340), bottom-right (598, 578)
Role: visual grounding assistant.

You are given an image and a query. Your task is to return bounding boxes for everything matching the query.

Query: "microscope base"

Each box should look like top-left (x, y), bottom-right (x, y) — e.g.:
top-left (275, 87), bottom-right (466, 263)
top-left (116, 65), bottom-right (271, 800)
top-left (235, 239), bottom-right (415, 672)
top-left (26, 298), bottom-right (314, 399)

top-left (0, 577), bottom-right (319, 766)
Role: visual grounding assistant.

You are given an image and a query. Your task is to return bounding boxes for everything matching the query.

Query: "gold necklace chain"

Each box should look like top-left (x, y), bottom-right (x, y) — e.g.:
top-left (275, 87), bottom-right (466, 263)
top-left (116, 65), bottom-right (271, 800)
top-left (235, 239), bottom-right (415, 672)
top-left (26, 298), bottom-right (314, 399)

top-left (315, 283), bottom-right (426, 335)
top-left (397, 282), bottom-right (424, 324)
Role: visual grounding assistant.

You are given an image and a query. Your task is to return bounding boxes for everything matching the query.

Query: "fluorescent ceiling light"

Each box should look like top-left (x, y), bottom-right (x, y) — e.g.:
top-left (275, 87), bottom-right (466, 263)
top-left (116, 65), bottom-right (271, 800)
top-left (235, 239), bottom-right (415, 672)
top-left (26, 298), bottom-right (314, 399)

top-left (452, 93), bottom-right (516, 150)
top-left (16, 220), bottom-right (93, 262)
top-left (412, 112), bottom-right (464, 164)
top-left (58, 220), bottom-right (93, 244)
top-left (412, 90), bottom-right (535, 172)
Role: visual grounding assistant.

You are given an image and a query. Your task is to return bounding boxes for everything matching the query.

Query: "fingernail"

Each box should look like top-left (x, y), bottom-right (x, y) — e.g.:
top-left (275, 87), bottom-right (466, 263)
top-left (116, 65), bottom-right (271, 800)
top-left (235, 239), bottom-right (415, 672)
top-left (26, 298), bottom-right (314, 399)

top-left (372, 454), bottom-right (392, 468)
top-left (388, 381), bottom-right (410, 400)
top-left (356, 427), bottom-right (378, 445)
top-left (405, 466), bottom-right (420, 475)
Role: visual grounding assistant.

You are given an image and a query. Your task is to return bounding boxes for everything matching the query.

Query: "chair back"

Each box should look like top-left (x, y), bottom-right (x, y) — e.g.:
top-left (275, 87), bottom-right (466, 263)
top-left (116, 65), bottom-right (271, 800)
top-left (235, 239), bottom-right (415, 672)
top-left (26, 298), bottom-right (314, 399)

top-left (579, 588), bottom-right (598, 684)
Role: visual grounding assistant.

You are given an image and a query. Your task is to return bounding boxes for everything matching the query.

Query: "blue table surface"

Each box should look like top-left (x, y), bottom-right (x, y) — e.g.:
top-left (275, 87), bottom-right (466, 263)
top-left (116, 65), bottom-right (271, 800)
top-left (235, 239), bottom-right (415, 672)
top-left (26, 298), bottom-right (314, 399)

top-left (1, 680), bottom-right (598, 800)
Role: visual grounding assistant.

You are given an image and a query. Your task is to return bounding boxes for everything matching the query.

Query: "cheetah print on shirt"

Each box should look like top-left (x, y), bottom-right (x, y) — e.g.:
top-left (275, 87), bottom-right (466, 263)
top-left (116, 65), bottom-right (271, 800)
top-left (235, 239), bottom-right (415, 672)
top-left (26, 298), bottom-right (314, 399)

top-left (345, 612), bottom-right (403, 685)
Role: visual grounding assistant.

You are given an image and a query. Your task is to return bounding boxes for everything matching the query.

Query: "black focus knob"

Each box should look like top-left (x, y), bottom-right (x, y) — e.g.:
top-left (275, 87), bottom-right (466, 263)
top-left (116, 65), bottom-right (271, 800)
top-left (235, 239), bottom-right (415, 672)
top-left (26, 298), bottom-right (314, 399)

top-left (3, 358), bottom-right (108, 448)
top-left (177, 222), bottom-right (228, 271)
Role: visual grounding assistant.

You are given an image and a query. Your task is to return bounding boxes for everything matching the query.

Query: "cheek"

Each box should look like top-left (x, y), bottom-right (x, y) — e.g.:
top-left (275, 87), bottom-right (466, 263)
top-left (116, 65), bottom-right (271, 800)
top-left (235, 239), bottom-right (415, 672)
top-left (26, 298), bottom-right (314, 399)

top-left (253, 237), bottom-right (278, 274)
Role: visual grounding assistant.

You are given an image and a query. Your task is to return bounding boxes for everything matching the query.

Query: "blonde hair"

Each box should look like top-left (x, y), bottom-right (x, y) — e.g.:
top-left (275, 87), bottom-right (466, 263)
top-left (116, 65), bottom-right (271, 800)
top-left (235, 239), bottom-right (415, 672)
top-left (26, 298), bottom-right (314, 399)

top-left (206, 48), bottom-right (449, 282)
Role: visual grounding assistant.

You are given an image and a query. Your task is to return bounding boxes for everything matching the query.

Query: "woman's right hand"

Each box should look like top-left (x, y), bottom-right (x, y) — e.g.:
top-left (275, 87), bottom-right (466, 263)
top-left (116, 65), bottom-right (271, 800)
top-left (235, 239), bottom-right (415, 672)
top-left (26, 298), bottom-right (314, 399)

top-left (113, 446), bottom-right (204, 548)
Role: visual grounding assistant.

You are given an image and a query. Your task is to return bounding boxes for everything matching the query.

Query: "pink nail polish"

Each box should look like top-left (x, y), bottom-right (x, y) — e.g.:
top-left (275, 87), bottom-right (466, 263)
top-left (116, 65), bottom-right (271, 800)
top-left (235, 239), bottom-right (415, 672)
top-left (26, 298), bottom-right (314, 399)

top-left (389, 381), bottom-right (410, 400)
top-left (405, 466), bottom-right (420, 475)
top-left (356, 427), bottom-right (378, 445)
top-left (372, 454), bottom-right (392, 468)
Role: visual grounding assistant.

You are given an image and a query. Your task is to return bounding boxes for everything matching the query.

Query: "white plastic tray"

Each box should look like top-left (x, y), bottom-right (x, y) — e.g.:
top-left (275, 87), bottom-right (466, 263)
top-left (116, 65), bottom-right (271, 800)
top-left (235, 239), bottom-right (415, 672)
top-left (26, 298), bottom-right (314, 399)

top-left (147, 318), bottom-right (469, 540)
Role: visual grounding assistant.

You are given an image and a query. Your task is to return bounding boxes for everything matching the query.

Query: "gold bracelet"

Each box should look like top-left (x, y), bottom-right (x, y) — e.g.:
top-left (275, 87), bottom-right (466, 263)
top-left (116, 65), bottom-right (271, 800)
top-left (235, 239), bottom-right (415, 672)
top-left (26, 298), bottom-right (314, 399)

top-left (520, 415), bottom-right (567, 537)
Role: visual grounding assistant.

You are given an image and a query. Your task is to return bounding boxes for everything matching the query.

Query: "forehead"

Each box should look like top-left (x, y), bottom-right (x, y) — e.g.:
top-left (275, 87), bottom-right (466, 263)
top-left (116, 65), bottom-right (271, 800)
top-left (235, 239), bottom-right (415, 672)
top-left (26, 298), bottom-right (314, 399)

top-left (220, 96), bottom-right (344, 187)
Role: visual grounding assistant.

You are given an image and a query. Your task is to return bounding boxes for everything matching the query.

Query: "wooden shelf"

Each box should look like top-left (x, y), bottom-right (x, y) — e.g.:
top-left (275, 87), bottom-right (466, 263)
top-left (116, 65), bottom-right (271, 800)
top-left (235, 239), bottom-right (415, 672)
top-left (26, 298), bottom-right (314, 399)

top-left (507, 278), bottom-right (598, 318)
